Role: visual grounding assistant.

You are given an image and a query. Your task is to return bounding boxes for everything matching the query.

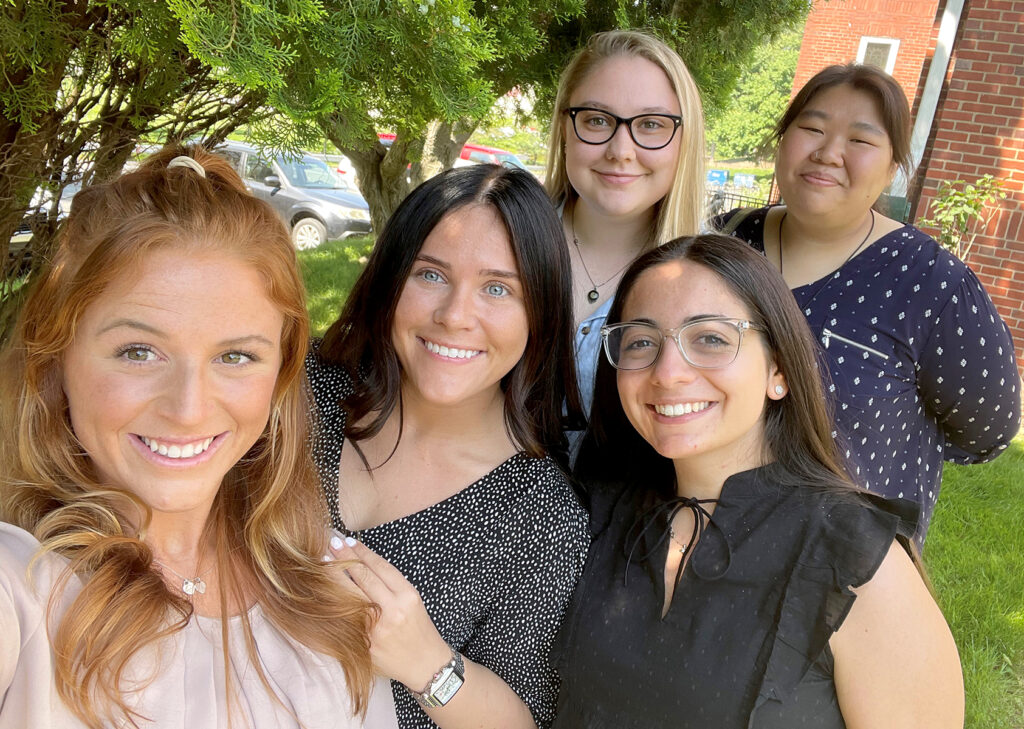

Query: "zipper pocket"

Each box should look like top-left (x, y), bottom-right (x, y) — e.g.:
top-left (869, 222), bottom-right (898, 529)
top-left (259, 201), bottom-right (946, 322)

top-left (821, 328), bottom-right (890, 360)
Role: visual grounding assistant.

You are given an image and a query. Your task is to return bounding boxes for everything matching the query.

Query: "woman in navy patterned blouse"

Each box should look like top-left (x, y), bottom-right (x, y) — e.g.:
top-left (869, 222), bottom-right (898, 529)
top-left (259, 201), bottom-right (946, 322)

top-left (715, 64), bottom-right (1020, 542)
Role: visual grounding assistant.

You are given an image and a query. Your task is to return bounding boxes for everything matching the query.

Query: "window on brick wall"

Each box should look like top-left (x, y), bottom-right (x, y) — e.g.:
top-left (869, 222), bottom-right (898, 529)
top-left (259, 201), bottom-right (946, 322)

top-left (857, 36), bottom-right (900, 74)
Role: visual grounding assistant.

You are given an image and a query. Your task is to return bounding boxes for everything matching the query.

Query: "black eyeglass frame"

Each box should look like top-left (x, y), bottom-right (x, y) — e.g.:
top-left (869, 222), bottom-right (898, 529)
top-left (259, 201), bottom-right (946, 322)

top-left (564, 106), bottom-right (684, 150)
top-left (600, 317), bottom-right (766, 371)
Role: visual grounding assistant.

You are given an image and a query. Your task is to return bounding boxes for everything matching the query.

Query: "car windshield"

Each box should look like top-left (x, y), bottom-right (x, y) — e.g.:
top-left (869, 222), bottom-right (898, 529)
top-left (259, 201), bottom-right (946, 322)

top-left (496, 153), bottom-right (527, 170)
top-left (278, 156), bottom-right (349, 190)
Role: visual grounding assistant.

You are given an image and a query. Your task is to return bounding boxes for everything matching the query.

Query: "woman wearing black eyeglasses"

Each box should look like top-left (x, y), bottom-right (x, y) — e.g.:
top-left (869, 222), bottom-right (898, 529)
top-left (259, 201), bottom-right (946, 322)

top-left (552, 234), bottom-right (963, 729)
top-left (545, 30), bottom-right (706, 418)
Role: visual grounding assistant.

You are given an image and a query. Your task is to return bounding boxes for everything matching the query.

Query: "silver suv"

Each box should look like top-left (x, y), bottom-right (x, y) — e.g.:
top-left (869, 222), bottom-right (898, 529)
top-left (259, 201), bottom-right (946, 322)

top-left (218, 141), bottom-right (372, 249)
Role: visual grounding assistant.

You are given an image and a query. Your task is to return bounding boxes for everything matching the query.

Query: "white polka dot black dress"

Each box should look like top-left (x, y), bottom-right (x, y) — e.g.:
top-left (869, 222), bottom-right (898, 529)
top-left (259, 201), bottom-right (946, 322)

top-left (716, 208), bottom-right (1021, 542)
top-left (305, 346), bottom-right (590, 729)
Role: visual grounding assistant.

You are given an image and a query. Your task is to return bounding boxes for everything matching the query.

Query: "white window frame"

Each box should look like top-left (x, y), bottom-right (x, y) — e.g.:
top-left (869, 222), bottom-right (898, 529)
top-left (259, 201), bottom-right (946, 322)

top-left (857, 36), bottom-right (901, 74)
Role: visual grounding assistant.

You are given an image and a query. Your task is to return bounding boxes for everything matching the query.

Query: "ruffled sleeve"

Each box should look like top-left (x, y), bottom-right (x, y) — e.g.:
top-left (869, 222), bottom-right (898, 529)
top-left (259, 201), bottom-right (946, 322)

top-left (748, 492), bottom-right (918, 725)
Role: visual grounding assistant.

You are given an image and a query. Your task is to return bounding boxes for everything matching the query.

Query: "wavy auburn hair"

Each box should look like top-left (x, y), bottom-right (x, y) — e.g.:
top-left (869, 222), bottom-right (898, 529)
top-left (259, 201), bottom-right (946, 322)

top-left (545, 30), bottom-right (706, 244)
top-left (0, 146), bottom-right (374, 727)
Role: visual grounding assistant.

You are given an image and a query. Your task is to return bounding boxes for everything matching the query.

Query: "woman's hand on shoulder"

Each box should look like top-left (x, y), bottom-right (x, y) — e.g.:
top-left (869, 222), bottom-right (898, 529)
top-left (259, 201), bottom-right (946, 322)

top-left (831, 541), bottom-right (964, 729)
top-left (329, 535), bottom-right (451, 689)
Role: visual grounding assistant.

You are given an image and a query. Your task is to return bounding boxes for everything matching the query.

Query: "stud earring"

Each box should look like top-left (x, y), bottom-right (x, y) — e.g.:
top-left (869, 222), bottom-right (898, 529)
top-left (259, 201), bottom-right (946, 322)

top-left (774, 385), bottom-right (785, 396)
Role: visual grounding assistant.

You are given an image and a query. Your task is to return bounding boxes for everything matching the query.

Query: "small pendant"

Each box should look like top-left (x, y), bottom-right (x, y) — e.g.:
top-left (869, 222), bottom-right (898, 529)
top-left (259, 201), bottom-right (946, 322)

top-left (182, 577), bottom-right (206, 596)
top-left (587, 288), bottom-right (599, 303)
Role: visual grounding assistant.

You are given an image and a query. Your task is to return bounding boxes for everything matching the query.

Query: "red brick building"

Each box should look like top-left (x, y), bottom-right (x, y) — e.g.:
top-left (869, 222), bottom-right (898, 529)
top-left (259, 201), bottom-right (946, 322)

top-left (794, 0), bottom-right (1024, 379)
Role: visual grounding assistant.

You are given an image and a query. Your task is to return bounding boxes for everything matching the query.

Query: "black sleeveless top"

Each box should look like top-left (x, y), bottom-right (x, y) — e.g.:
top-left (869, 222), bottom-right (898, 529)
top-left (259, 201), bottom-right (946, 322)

top-left (550, 464), bottom-right (917, 729)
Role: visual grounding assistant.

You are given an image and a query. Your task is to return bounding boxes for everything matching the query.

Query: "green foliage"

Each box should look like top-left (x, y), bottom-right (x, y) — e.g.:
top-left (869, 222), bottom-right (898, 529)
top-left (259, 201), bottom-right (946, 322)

top-left (179, 0), bottom-right (809, 227)
top-left (706, 25), bottom-right (802, 161)
top-left (918, 174), bottom-right (1007, 260)
top-left (0, 0), bottom-right (269, 343)
top-left (925, 437), bottom-right (1024, 729)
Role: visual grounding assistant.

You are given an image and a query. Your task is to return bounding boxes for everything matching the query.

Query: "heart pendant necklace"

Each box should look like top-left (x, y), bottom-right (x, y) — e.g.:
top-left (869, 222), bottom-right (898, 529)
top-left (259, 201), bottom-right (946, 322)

top-left (154, 560), bottom-right (208, 596)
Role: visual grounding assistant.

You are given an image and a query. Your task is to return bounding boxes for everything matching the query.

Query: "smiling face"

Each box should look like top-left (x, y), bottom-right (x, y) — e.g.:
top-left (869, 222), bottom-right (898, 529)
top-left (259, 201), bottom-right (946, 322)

top-left (391, 204), bottom-right (529, 411)
top-left (564, 54), bottom-right (682, 222)
top-left (615, 260), bottom-right (786, 472)
top-left (775, 83), bottom-right (897, 222)
top-left (62, 250), bottom-right (284, 520)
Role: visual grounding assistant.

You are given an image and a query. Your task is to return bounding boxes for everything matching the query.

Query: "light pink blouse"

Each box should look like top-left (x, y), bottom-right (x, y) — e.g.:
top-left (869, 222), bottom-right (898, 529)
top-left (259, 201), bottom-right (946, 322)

top-left (0, 522), bottom-right (397, 729)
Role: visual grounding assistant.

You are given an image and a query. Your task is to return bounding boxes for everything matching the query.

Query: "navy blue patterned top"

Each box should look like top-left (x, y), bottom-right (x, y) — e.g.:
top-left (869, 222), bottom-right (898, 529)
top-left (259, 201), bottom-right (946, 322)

top-left (716, 207), bottom-right (1020, 540)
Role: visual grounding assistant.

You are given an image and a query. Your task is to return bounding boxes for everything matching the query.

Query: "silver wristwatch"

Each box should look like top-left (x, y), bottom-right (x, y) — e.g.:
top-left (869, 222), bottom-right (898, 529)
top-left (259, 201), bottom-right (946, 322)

top-left (411, 648), bottom-right (465, 708)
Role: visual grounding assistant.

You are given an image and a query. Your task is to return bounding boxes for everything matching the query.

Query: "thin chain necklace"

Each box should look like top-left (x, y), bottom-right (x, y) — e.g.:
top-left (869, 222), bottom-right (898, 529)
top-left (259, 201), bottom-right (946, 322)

top-left (778, 208), bottom-right (875, 306)
top-left (153, 560), bottom-right (208, 597)
top-left (668, 526), bottom-right (690, 556)
top-left (570, 206), bottom-right (640, 304)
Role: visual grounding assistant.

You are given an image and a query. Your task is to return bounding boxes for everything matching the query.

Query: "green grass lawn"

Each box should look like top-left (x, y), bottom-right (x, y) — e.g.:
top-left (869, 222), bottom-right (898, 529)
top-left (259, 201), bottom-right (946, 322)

top-left (298, 236), bottom-right (374, 336)
top-left (300, 237), bottom-right (1024, 728)
top-left (926, 437), bottom-right (1024, 729)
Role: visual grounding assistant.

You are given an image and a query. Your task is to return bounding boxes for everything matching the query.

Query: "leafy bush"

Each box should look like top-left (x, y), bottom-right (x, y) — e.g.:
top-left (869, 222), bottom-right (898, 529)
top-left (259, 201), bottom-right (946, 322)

top-left (919, 174), bottom-right (1007, 260)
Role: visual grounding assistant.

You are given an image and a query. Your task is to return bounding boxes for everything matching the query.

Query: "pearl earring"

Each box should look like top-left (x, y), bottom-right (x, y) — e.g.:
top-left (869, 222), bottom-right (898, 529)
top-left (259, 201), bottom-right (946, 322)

top-left (774, 385), bottom-right (785, 396)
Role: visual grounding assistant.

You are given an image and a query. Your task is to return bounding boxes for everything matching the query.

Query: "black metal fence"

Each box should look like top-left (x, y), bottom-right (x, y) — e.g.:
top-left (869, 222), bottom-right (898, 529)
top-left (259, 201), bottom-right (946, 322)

top-left (704, 188), bottom-right (770, 219)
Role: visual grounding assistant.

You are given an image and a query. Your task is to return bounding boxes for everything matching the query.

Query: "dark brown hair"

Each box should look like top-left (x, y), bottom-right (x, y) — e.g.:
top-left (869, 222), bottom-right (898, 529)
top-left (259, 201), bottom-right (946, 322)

top-left (773, 63), bottom-right (913, 177)
top-left (320, 164), bottom-right (583, 463)
top-left (576, 233), bottom-right (853, 495)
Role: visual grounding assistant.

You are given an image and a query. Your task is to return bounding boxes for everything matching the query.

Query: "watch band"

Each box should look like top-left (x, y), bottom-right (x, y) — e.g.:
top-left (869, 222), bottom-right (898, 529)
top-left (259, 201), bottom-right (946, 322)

top-left (411, 648), bottom-right (466, 708)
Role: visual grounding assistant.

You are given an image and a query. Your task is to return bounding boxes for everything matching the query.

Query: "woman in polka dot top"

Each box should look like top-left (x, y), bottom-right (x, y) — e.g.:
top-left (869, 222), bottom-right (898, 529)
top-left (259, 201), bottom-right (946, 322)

top-left (715, 64), bottom-right (1020, 543)
top-left (308, 165), bottom-right (589, 729)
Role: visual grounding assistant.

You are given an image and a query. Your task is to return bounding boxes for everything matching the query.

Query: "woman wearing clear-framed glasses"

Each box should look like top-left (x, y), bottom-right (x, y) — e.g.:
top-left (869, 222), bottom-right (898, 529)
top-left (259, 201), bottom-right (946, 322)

top-left (551, 233), bottom-right (963, 729)
top-left (545, 30), bottom-right (706, 418)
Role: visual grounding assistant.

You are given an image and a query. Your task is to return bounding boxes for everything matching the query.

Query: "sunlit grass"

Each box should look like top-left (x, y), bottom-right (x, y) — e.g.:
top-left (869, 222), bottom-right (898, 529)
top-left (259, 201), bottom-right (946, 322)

top-left (297, 235), bottom-right (374, 336)
top-left (925, 436), bottom-right (1024, 729)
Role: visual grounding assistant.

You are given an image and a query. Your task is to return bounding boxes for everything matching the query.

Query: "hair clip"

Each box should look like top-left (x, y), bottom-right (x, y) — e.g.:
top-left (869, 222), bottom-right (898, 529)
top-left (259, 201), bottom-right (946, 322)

top-left (167, 155), bottom-right (207, 178)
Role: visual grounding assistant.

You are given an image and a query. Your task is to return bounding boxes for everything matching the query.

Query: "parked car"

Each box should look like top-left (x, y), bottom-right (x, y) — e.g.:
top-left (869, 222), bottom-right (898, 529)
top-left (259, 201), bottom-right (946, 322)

top-left (217, 141), bottom-right (371, 249)
top-left (380, 134), bottom-right (528, 171)
top-left (7, 182), bottom-right (80, 274)
top-left (459, 143), bottom-right (528, 170)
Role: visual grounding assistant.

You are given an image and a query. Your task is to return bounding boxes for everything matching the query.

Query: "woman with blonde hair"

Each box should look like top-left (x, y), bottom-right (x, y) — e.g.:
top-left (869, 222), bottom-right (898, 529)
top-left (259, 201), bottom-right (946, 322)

top-left (0, 146), bottom-right (395, 728)
top-left (545, 29), bottom-right (706, 414)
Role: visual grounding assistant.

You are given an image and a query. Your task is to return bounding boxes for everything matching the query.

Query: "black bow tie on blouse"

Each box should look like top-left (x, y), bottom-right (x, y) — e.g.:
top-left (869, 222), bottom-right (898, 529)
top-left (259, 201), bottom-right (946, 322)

top-left (623, 495), bottom-right (733, 586)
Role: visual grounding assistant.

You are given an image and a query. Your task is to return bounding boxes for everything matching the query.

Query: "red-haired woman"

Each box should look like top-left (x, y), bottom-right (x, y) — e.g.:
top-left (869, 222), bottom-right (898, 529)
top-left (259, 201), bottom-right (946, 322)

top-left (0, 147), bottom-right (395, 728)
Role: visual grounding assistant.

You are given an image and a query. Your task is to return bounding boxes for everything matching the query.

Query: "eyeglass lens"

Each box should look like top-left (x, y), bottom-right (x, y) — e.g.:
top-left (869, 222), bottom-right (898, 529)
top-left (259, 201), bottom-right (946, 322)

top-left (571, 109), bottom-right (679, 149)
top-left (606, 321), bottom-right (744, 370)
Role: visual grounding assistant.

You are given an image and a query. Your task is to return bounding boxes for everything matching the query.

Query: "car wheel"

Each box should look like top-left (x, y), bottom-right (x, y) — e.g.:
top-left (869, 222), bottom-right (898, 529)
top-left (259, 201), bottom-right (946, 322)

top-left (292, 217), bottom-right (327, 250)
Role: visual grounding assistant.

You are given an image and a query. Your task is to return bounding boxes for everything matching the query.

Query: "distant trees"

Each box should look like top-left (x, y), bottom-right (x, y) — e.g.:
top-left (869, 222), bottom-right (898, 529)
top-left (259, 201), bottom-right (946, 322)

top-left (706, 26), bottom-right (803, 162)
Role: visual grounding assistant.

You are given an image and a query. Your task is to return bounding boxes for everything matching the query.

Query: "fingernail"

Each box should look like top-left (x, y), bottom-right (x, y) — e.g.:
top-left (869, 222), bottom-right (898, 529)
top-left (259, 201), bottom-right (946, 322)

top-left (330, 535), bottom-right (344, 550)
top-left (344, 536), bottom-right (358, 547)
top-left (322, 554), bottom-right (334, 562)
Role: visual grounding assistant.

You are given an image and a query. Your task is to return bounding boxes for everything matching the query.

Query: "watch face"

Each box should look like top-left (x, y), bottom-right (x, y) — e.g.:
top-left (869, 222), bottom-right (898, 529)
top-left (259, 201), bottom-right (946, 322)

top-left (433, 672), bottom-right (465, 705)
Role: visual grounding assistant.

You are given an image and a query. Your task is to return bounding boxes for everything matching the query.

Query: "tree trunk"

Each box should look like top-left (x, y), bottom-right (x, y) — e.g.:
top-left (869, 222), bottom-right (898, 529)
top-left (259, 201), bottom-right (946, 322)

top-left (321, 114), bottom-right (480, 234)
top-left (409, 119), bottom-right (476, 186)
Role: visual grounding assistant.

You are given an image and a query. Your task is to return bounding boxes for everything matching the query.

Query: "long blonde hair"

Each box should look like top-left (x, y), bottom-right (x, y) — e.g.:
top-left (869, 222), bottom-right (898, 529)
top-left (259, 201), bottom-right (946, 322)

top-left (544, 30), bottom-right (706, 244)
top-left (0, 146), bottom-right (375, 727)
